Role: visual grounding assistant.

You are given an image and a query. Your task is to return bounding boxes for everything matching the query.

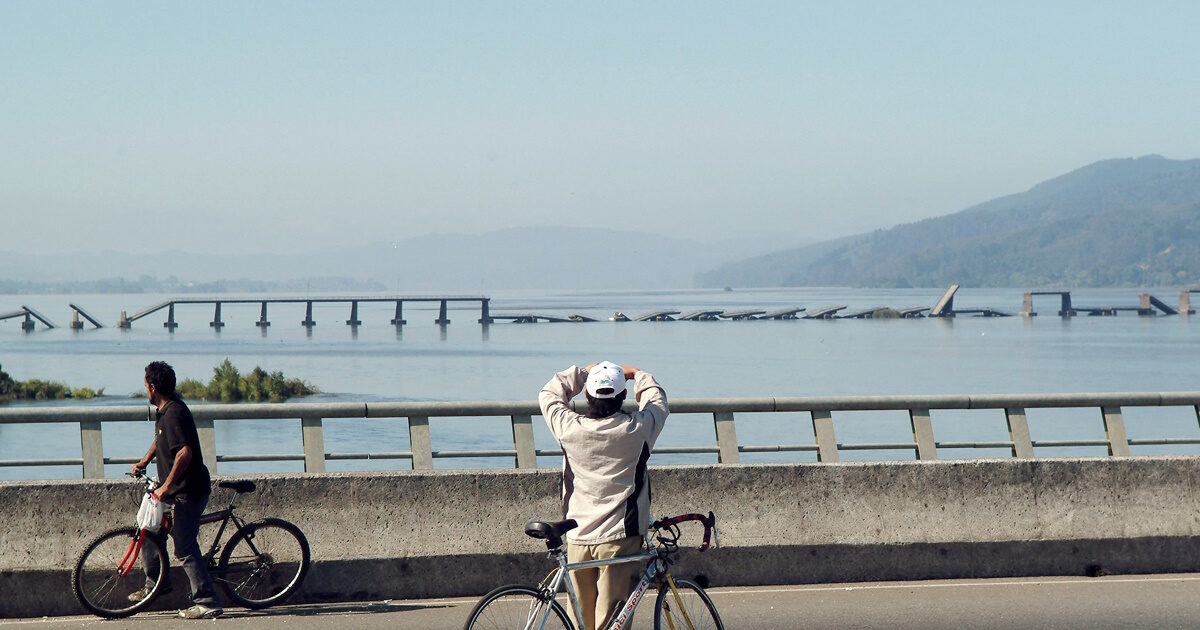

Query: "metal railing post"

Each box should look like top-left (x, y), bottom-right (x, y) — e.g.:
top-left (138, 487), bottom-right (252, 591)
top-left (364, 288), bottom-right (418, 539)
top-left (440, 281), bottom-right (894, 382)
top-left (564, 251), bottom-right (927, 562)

top-left (511, 415), bottom-right (537, 469)
top-left (713, 412), bottom-right (740, 464)
top-left (195, 417), bottom-right (218, 474)
top-left (80, 420), bottom-right (104, 478)
top-left (910, 408), bottom-right (937, 460)
top-left (409, 416), bottom-right (433, 470)
top-left (1005, 407), bottom-right (1035, 458)
top-left (811, 410), bottom-right (839, 462)
top-left (1102, 406), bottom-right (1131, 456)
top-left (301, 416), bottom-right (326, 473)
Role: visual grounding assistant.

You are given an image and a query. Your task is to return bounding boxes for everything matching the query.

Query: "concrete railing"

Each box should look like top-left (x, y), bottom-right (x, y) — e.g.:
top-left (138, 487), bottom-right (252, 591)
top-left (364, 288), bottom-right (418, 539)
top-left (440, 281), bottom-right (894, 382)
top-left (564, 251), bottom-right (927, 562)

top-left (7, 458), bottom-right (1200, 618)
top-left (2, 392), bottom-right (1200, 478)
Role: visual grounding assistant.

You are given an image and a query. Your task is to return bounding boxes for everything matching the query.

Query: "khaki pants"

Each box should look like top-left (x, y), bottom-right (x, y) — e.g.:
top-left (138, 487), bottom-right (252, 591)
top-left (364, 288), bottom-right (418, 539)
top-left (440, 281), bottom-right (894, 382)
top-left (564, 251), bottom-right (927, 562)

top-left (567, 536), bottom-right (644, 630)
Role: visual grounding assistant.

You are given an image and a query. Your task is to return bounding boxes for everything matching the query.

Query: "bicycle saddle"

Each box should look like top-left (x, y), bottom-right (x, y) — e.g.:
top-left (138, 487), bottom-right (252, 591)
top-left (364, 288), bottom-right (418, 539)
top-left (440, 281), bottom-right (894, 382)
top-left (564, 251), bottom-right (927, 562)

top-left (218, 480), bottom-right (257, 494)
top-left (524, 519), bottom-right (578, 549)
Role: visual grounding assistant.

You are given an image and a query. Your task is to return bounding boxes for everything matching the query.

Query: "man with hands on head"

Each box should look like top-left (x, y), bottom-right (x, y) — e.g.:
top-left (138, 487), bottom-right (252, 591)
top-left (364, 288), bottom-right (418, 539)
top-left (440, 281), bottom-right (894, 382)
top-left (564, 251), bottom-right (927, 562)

top-left (539, 361), bottom-right (669, 630)
top-left (131, 361), bottom-right (222, 620)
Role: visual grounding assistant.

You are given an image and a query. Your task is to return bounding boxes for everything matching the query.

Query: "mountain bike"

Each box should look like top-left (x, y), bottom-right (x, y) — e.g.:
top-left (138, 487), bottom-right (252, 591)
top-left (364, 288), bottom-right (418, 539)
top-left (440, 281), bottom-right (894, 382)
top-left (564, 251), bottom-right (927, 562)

top-left (71, 472), bottom-right (311, 619)
top-left (465, 511), bottom-right (723, 630)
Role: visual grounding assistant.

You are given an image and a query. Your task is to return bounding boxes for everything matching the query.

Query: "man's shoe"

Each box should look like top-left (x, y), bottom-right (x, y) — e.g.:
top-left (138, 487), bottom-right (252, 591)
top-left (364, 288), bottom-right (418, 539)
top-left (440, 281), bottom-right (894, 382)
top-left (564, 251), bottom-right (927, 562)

top-left (179, 604), bottom-right (223, 619)
top-left (127, 583), bottom-right (172, 602)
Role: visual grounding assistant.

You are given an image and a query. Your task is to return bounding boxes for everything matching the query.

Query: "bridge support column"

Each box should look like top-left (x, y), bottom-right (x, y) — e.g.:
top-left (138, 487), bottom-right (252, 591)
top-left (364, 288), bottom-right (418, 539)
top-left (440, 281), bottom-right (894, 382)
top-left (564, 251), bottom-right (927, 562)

top-left (210, 302), bottom-right (224, 330)
top-left (1181, 290), bottom-right (1192, 316)
top-left (1005, 407), bottom-right (1035, 458)
top-left (479, 299), bottom-right (493, 324)
top-left (70, 311), bottom-right (84, 330)
top-left (391, 300), bottom-right (406, 326)
top-left (1102, 406), bottom-right (1130, 457)
top-left (346, 301), bottom-right (361, 327)
top-left (256, 302), bottom-right (270, 328)
top-left (1059, 293), bottom-right (1074, 317)
top-left (714, 412), bottom-right (740, 464)
top-left (81, 421), bottom-right (104, 479)
top-left (302, 301), bottom-right (316, 328)
top-left (811, 410), bottom-right (839, 463)
top-left (435, 300), bottom-right (450, 325)
top-left (21, 312), bottom-right (34, 332)
top-left (118, 310), bottom-right (131, 330)
top-left (1020, 293), bottom-right (1035, 317)
top-left (409, 416), bottom-right (433, 470)
top-left (195, 416), bottom-right (217, 474)
top-left (910, 408), bottom-right (937, 460)
top-left (511, 415), bottom-right (537, 469)
top-left (301, 416), bottom-right (326, 473)
top-left (164, 303), bottom-right (178, 331)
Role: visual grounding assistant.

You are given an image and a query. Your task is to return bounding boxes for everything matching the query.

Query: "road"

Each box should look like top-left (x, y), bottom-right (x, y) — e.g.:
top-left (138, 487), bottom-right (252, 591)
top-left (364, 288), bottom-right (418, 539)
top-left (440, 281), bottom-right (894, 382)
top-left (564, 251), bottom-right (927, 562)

top-left (6, 574), bottom-right (1200, 629)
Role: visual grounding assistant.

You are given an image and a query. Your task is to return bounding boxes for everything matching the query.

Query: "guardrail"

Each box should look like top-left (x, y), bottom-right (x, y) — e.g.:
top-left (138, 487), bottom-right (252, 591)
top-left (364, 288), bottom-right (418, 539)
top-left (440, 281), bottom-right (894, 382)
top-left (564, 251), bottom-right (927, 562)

top-left (3, 392), bottom-right (1200, 478)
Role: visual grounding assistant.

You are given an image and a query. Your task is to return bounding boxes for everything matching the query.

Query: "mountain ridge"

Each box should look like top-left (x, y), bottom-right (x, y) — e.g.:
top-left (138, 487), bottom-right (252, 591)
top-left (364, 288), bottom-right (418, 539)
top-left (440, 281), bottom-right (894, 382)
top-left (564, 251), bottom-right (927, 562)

top-left (698, 155), bottom-right (1200, 288)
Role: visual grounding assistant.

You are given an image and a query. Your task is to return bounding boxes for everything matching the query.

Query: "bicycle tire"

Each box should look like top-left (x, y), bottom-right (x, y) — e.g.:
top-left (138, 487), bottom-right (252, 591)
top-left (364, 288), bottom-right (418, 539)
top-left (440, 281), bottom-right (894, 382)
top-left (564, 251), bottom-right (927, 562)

top-left (71, 526), bottom-right (169, 619)
top-left (464, 584), bottom-right (574, 630)
top-left (653, 578), bottom-right (723, 630)
top-left (216, 517), bottom-right (310, 609)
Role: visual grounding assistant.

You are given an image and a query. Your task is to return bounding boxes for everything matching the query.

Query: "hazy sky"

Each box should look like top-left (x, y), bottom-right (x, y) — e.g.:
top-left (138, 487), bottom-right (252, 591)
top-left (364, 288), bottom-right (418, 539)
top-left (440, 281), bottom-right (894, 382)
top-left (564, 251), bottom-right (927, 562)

top-left (3, 2), bottom-right (1199, 256)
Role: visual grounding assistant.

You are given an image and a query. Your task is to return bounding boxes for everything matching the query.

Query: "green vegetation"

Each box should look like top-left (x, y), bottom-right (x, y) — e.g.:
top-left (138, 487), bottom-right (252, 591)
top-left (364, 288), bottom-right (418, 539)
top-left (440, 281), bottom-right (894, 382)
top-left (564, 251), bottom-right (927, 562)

top-left (871, 308), bottom-right (901, 319)
top-left (0, 364), bottom-right (104, 401)
top-left (176, 359), bottom-right (319, 403)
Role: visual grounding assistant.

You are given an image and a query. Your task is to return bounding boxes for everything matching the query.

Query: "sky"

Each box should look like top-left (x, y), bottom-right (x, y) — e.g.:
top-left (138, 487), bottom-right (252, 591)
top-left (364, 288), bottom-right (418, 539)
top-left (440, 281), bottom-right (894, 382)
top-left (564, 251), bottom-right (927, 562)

top-left (3, 1), bottom-right (1200, 257)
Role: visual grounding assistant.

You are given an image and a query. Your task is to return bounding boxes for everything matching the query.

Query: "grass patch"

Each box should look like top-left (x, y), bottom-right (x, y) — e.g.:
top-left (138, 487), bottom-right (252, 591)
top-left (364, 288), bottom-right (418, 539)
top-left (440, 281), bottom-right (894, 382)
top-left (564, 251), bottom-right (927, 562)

top-left (0, 364), bottom-right (105, 401)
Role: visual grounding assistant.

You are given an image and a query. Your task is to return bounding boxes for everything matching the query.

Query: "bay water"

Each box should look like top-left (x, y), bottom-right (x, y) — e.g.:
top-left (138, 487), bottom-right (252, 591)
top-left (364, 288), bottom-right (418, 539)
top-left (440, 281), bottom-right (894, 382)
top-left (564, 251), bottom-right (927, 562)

top-left (2, 287), bottom-right (1198, 480)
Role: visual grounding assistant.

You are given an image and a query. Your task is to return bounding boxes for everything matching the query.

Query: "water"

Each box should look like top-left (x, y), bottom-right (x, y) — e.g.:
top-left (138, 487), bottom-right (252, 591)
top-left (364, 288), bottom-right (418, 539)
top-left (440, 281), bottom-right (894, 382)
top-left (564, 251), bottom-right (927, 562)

top-left (2, 287), bottom-right (1198, 480)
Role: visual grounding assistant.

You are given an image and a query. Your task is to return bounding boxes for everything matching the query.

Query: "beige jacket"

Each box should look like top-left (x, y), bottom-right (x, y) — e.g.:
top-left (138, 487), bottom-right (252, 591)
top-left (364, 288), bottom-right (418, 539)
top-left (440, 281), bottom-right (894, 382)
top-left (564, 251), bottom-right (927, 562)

top-left (539, 366), bottom-right (669, 544)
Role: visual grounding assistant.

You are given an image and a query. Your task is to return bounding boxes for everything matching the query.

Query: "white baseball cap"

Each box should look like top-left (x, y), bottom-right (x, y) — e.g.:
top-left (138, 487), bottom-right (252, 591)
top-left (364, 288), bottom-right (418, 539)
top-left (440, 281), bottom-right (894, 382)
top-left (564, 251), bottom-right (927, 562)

top-left (585, 361), bottom-right (626, 399)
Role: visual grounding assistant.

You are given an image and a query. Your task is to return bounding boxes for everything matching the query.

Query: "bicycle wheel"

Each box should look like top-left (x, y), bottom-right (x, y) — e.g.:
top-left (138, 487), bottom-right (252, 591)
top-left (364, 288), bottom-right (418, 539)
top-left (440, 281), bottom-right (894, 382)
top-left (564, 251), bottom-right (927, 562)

top-left (71, 527), bottom-right (169, 619)
top-left (465, 584), bottom-right (574, 630)
top-left (654, 578), bottom-right (723, 630)
top-left (216, 517), bottom-right (310, 608)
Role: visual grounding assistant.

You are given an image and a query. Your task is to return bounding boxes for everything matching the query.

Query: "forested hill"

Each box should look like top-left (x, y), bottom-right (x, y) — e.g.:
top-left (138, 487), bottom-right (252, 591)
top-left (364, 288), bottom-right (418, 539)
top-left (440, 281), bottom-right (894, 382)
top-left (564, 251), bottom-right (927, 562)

top-left (698, 155), bottom-right (1200, 288)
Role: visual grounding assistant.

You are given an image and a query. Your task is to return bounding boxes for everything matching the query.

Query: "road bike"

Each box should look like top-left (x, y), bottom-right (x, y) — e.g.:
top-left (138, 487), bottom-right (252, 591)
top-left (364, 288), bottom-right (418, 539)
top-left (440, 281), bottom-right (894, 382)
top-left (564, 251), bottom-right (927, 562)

top-left (71, 472), bottom-right (311, 619)
top-left (465, 511), bottom-right (723, 630)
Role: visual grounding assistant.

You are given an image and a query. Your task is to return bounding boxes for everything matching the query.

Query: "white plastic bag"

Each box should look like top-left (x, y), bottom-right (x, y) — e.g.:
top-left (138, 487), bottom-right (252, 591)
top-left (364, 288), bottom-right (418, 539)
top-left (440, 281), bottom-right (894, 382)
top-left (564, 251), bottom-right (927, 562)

top-left (136, 492), bottom-right (164, 532)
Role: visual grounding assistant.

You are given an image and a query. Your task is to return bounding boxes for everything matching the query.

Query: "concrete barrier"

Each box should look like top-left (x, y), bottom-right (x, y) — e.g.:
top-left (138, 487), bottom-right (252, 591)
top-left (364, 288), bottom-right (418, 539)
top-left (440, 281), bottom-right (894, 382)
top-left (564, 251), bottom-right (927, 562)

top-left (4, 457), bottom-right (1200, 618)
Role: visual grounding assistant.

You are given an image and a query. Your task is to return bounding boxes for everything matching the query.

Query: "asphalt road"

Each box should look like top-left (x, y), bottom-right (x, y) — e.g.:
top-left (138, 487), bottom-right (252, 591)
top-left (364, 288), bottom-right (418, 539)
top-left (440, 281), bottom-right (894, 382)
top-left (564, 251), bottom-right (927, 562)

top-left (7, 574), bottom-right (1200, 629)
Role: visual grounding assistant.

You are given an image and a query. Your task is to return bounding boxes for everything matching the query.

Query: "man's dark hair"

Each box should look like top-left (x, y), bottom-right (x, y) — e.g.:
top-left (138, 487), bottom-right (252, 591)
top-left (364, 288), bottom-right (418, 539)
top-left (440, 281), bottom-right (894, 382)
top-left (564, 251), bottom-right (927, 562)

top-left (585, 389), bottom-right (627, 419)
top-left (145, 361), bottom-right (177, 396)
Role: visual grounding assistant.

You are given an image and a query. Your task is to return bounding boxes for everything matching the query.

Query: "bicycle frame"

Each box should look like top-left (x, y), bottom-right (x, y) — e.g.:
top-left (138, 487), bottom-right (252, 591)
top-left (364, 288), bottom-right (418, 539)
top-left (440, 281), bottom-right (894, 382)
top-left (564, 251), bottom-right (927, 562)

top-left (540, 538), bottom-right (685, 630)
top-left (122, 477), bottom-right (251, 578)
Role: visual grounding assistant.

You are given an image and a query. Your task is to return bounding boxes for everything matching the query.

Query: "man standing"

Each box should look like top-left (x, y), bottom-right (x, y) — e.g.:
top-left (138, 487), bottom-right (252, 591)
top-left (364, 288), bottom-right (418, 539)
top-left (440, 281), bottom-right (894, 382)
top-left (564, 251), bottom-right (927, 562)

top-left (539, 361), bottom-right (669, 630)
top-left (131, 361), bottom-right (222, 619)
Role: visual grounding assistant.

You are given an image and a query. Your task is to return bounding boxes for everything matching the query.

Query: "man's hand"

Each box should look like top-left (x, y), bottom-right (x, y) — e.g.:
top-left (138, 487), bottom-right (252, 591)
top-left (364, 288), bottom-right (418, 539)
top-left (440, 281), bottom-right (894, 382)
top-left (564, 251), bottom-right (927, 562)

top-left (151, 485), bottom-right (169, 502)
top-left (622, 366), bottom-right (639, 380)
top-left (131, 462), bottom-right (147, 477)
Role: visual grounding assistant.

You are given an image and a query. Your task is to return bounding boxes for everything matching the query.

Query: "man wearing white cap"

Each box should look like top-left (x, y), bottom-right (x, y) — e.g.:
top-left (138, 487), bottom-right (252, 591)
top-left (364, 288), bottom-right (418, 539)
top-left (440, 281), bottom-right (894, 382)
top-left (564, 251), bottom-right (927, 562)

top-left (539, 361), bottom-right (669, 630)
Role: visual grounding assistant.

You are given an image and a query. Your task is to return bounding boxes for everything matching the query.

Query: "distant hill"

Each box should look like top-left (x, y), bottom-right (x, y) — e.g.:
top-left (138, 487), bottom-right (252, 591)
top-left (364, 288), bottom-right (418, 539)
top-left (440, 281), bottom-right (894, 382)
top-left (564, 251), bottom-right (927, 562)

top-left (698, 155), bottom-right (1200, 288)
top-left (0, 228), bottom-right (807, 293)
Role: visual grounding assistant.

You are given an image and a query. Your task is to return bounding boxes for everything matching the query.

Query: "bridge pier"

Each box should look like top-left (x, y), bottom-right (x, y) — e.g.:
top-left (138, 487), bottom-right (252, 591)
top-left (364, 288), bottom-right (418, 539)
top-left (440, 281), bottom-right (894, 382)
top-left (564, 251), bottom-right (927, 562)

top-left (478, 298), bottom-right (493, 324)
top-left (164, 303), bottom-right (179, 331)
top-left (435, 300), bottom-right (450, 325)
top-left (118, 310), bottom-right (131, 329)
top-left (209, 302), bottom-right (225, 330)
top-left (390, 300), bottom-right (406, 326)
top-left (70, 311), bottom-right (83, 330)
top-left (21, 312), bottom-right (34, 332)
top-left (302, 301), bottom-right (316, 329)
top-left (256, 302), bottom-right (271, 328)
top-left (346, 301), bottom-right (361, 327)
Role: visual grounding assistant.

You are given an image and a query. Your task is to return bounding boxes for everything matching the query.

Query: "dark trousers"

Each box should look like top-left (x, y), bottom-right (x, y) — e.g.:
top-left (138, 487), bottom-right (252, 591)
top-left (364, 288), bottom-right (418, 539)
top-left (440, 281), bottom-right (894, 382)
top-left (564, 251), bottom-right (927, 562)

top-left (141, 493), bottom-right (219, 607)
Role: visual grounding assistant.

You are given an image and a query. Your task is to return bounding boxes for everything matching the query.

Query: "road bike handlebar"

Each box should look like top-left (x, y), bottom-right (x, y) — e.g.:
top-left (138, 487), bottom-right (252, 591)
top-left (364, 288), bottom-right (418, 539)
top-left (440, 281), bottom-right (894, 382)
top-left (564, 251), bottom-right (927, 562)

top-left (650, 511), bottom-right (718, 552)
